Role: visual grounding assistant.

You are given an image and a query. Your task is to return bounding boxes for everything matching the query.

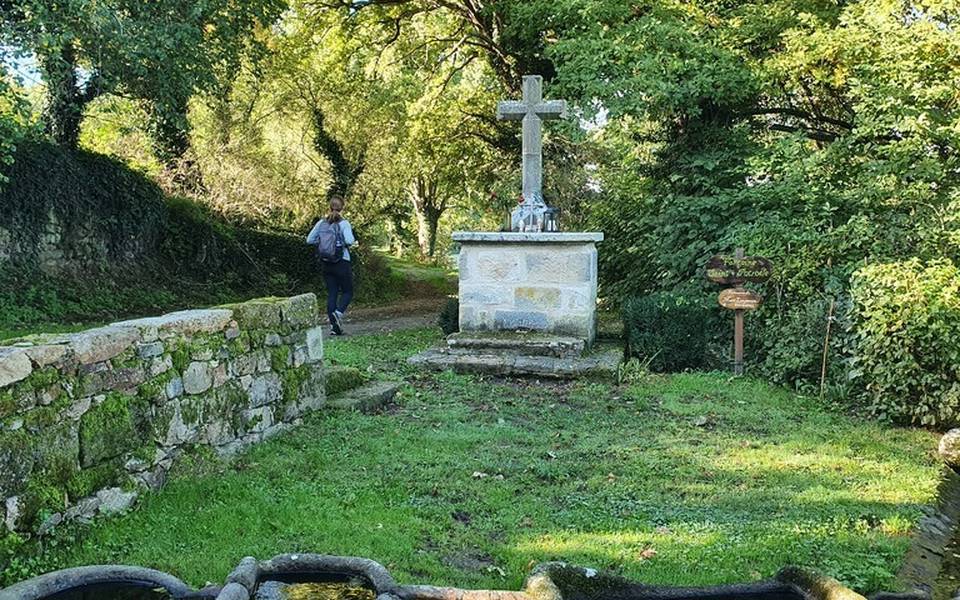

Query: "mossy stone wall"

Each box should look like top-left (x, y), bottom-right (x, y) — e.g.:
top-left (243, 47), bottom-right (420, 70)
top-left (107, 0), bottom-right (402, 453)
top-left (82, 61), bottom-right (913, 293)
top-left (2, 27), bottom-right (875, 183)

top-left (0, 294), bottom-right (326, 535)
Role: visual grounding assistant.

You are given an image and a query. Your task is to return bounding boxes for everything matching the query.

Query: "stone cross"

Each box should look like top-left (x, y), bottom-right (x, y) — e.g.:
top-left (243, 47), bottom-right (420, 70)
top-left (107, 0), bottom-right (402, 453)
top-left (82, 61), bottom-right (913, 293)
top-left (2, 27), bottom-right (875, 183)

top-left (497, 75), bottom-right (567, 204)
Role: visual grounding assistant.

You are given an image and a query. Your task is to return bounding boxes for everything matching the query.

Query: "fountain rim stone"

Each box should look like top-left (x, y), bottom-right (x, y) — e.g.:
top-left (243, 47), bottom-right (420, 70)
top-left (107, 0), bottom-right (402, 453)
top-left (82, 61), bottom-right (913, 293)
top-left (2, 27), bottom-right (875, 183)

top-left (0, 565), bottom-right (195, 600)
top-left (255, 554), bottom-right (398, 595)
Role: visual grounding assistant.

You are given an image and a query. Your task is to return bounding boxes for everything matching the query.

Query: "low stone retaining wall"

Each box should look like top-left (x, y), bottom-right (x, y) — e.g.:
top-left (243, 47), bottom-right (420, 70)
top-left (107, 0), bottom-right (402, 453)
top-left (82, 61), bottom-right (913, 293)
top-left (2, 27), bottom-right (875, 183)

top-left (0, 294), bottom-right (325, 535)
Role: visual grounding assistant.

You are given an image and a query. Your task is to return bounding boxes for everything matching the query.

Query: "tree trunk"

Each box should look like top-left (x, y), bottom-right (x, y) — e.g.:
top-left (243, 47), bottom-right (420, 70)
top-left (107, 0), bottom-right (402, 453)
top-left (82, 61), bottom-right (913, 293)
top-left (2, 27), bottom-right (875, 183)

top-left (414, 207), bottom-right (441, 258)
top-left (150, 96), bottom-right (206, 195)
top-left (150, 96), bottom-right (192, 164)
top-left (312, 107), bottom-right (364, 201)
top-left (410, 176), bottom-right (444, 258)
top-left (38, 44), bottom-right (84, 148)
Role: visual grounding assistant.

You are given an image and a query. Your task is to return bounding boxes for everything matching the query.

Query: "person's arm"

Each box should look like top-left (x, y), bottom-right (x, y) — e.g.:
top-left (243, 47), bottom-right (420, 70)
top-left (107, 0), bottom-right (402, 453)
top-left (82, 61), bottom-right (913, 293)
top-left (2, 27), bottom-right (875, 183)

top-left (306, 220), bottom-right (324, 245)
top-left (341, 221), bottom-right (357, 246)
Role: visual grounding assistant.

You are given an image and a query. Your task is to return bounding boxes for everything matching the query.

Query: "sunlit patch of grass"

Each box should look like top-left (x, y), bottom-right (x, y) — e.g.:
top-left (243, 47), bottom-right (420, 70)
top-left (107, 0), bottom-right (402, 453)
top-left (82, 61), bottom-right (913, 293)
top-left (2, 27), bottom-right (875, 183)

top-left (6, 329), bottom-right (942, 595)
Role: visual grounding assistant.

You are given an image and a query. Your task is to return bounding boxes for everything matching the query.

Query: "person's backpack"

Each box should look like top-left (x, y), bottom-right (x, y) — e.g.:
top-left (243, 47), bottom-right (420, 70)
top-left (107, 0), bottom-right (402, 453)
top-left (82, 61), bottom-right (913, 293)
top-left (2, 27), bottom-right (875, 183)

top-left (315, 220), bottom-right (345, 263)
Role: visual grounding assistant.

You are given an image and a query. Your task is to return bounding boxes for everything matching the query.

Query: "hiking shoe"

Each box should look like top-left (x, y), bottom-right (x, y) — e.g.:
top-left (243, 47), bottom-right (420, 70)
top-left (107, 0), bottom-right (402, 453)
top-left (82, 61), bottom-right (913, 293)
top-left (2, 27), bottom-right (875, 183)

top-left (333, 310), bottom-right (345, 333)
top-left (330, 320), bottom-right (343, 336)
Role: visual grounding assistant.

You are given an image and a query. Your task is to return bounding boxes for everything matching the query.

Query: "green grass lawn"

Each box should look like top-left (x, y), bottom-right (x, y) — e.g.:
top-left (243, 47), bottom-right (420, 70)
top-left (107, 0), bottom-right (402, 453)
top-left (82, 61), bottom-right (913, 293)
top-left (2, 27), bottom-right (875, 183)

top-left (6, 328), bottom-right (942, 594)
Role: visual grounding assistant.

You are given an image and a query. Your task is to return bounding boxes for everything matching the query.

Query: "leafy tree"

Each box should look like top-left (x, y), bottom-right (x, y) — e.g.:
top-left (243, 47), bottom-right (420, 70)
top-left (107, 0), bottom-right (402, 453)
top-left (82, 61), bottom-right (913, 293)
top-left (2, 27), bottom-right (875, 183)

top-left (0, 65), bottom-right (33, 188)
top-left (550, 0), bottom-right (960, 391)
top-left (0, 0), bottom-right (284, 166)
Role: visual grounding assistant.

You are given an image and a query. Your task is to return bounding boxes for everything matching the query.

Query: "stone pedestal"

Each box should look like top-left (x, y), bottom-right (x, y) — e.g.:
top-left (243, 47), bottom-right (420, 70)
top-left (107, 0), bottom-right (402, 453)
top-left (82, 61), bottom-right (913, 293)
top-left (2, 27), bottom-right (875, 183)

top-left (454, 231), bottom-right (603, 344)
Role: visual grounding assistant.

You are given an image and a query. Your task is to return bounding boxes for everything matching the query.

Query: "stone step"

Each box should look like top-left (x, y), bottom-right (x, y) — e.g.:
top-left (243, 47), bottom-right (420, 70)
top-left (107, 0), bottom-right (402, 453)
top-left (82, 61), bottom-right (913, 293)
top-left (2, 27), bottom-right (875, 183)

top-left (327, 381), bottom-right (403, 413)
top-left (446, 332), bottom-right (586, 359)
top-left (324, 365), bottom-right (365, 396)
top-left (408, 346), bottom-right (622, 380)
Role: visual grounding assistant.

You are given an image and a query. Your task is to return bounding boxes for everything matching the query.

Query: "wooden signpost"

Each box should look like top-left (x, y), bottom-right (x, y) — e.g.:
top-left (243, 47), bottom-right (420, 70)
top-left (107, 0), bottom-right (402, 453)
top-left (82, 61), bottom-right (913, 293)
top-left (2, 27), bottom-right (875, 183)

top-left (706, 248), bottom-right (772, 376)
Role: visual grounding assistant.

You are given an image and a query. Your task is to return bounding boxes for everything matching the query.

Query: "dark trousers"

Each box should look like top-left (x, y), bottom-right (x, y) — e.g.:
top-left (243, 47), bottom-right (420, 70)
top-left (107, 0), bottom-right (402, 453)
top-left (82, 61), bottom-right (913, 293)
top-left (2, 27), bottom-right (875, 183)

top-left (322, 259), bottom-right (354, 323)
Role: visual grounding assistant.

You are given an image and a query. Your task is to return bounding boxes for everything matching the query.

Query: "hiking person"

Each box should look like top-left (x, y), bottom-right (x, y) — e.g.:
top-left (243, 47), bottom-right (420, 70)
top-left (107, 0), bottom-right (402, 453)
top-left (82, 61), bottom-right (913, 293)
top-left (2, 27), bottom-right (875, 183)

top-left (307, 196), bottom-right (356, 335)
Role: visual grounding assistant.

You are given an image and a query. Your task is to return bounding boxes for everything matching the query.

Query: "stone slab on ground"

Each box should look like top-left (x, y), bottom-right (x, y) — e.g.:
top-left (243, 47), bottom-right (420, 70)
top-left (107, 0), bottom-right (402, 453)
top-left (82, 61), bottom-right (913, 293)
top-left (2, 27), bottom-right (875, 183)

top-left (446, 332), bottom-right (585, 359)
top-left (327, 381), bottom-right (402, 413)
top-left (408, 345), bottom-right (622, 380)
top-left (324, 365), bottom-right (365, 397)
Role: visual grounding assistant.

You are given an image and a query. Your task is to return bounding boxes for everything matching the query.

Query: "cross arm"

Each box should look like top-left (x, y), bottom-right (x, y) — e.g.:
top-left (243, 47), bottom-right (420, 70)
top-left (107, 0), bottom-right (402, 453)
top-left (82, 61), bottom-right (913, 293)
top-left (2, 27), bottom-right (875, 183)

top-left (535, 100), bottom-right (567, 120)
top-left (496, 101), bottom-right (527, 121)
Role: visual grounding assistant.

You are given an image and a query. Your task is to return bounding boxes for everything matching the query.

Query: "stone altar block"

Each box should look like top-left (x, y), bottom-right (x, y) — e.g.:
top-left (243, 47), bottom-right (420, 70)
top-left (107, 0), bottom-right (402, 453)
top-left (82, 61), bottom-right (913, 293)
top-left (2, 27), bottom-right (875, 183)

top-left (454, 231), bottom-right (604, 344)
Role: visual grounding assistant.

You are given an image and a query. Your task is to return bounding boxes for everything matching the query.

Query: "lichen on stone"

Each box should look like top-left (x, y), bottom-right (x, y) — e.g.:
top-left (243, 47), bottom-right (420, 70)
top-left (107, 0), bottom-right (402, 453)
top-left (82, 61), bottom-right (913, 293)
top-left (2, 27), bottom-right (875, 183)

top-left (110, 347), bottom-right (139, 370)
top-left (66, 459), bottom-right (121, 501)
top-left (281, 365), bottom-right (311, 407)
top-left (170, 339), bottom-right (191, 373)
top-left (228, 331), bottom-right (252, 356)
top-left (271, 346), bottom-right (292, 373)
top-left (138, 370), bottom-right (177, 405)
top-left (79, 391), bottom-right (151, 467)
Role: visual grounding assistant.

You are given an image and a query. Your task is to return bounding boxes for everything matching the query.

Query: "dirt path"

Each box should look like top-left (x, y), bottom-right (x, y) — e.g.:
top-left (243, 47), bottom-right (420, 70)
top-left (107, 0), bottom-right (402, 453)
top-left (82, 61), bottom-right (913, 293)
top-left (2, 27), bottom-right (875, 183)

top-left (328, 297), bottom-right (444, 337)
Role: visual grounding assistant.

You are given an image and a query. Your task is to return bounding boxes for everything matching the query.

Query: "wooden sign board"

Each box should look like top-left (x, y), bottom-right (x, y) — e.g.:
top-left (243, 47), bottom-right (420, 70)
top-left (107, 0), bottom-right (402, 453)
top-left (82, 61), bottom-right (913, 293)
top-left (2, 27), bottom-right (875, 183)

top-left (706, 255), bottom-right (773, 286)
top-left (718, 288), bottom-right (762, 311)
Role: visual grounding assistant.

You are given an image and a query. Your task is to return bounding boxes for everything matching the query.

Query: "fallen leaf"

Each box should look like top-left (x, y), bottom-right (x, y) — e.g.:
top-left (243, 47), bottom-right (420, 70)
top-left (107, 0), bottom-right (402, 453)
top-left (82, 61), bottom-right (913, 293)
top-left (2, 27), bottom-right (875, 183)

top-left (639, 548), bottom-right (657, 560)
top-left (693, 415), bottom-right (709, 427)
top-left (472, 471), bottom-right (489, 479)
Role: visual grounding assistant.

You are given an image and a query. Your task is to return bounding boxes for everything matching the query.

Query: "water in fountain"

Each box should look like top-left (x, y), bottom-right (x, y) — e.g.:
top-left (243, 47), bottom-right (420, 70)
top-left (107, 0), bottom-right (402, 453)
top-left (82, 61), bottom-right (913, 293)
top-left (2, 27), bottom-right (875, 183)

top-left (255, 580), bottom-right (376, 600)
top-left (42, 583), bottom-right (175, 600)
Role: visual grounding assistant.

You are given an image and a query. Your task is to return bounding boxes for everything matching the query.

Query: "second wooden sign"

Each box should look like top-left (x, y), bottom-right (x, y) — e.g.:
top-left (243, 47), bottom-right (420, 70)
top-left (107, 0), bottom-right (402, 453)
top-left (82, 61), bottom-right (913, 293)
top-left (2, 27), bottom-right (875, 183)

top-left (718, 288), bottom-right (762, 311)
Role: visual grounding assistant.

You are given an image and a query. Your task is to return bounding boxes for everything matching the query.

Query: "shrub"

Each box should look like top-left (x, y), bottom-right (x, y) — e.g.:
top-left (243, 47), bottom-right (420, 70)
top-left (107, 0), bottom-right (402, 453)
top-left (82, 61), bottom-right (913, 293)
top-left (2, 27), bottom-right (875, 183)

top-left (438, 298), bottom-right (459, 335)
top-left (622, 292), bottom-right (717, 373)
top-left (850, 259), bottom-right (960, 428)
top-left (351, 249), bottom-right (406, 307)
top-left (752, 296), bottom-right (855, 392)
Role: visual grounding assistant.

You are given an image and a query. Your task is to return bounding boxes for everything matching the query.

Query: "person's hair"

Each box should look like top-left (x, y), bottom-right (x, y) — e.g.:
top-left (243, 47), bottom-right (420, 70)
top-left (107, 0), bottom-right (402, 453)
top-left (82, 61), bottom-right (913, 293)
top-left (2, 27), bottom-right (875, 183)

top-left (326, 196), bottom-right (344, 223)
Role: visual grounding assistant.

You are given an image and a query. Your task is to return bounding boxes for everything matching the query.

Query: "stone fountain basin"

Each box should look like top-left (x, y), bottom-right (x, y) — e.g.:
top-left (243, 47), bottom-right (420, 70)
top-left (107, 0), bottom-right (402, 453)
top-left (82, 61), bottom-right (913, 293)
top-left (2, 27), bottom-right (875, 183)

top-left (0, 565), bottom-right (197, 600)
top-left (0, 556), bottom-right (942, 600)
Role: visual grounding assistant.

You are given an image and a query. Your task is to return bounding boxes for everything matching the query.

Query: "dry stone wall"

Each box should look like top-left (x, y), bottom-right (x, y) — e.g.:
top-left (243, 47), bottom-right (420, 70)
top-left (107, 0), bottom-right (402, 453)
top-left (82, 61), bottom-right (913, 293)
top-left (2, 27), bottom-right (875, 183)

top-left (0, 294), bottom-right (326, 535)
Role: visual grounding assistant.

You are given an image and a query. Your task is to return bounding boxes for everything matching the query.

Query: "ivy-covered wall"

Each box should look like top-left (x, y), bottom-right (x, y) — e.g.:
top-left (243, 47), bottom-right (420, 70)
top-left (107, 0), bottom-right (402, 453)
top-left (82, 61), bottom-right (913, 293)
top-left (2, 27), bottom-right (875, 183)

top-left (0, 294), bottom-right (325, 535)
top-left (0, 141), bottom-right (167, 275)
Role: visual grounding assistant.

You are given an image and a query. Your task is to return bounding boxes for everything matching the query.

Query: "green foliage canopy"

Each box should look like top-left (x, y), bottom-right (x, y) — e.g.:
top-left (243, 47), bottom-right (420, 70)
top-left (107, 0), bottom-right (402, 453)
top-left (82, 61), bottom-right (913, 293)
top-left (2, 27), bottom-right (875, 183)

top-left (0, 0), bottom-right (285, 160)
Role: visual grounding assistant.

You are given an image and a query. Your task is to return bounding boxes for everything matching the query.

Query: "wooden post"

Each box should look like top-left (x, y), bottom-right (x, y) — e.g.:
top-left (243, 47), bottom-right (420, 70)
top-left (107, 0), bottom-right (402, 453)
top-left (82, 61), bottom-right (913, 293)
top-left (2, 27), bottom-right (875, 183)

top-left (734, 309), bottom-right (744, 376)
top-left (733, 247), bottom-right (745, 376)
top-left (707, 247), bottom-right (770, 378)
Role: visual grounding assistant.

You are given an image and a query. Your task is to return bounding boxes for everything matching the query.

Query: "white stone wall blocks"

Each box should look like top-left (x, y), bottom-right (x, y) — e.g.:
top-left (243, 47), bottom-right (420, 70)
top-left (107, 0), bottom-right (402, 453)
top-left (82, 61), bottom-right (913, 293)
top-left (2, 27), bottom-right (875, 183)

top-left (453, 232), bottom-right (603, 343)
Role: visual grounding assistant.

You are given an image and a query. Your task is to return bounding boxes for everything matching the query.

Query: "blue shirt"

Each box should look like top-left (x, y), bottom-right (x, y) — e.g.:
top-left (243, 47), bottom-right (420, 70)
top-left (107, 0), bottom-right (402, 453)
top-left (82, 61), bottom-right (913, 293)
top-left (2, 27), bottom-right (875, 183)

top-left (306, 218), bottom-right (356, 261)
